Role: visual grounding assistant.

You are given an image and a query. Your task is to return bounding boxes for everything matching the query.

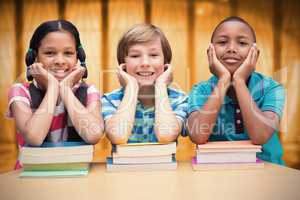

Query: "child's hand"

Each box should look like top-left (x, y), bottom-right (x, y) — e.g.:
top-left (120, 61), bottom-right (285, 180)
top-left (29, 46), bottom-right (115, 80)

top-left (155, 64), bottom-right (173, 86)
top-left (60, 66), bottom-right (86, 88)
top-left (29, 63), bottom-right (58, 90)
top-left (233, 44), bottom-right (259, 83)
top-left (117, 64), bottom-right (138, 88)
top-left (207, 44), bottom-right (231, 81)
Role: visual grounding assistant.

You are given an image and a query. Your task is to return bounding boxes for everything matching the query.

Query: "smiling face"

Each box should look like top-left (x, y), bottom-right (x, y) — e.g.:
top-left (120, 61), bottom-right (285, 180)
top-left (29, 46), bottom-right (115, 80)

top-left (36, 31), bottom-right (77, 81)
top-left (124, 37), bottom-right (165, 86)
top-left (212, 21), bottom-right (256, 74)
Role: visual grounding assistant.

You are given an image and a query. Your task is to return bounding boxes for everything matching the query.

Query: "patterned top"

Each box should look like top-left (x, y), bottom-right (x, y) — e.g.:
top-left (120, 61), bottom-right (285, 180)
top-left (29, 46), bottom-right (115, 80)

top-left (188, 72), bottom-right (286, 164)
top-left (102, 87), bottom-right (188, 143)
top-left (7, 82), bottom-right (100, 169)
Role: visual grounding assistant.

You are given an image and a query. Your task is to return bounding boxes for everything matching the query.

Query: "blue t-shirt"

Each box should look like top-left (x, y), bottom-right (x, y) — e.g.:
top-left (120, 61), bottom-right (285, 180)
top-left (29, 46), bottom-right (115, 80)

top-left (102, 87), bottom-right (188, 143)
top-left (188, 72), bottom-right (286, 165)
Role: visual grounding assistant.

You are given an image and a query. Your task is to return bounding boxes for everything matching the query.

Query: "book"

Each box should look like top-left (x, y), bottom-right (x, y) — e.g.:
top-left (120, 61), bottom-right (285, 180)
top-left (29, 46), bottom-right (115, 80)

top-left (195, 140), bottom-right (262, 164)
top-left (19, 142), bottom-right (93, 177)
top-left (20, 142), bottom-right (93, 164)
top-left (22, 162), bottom-right (90, 171)
top-left (197, 140), bottom-right (262, 151)
top-left (106, 156), bottom-right (177, 172)
top-left (112, 154), bottom-right (174, 164)
top-left (21, 153), bottom-right (93, 164)
top-left (20, 142), bottom-right (93, 156)
top-left (197, 148), bottom-right (261, 153)
top-left (196, 151), bottom-right (258, 164)
top-left (19, 169), bottom-right (89, 177)
top-left (112, 142), bottom-right (176, 157)
top-left (192, 157), bottom-right (264, 171)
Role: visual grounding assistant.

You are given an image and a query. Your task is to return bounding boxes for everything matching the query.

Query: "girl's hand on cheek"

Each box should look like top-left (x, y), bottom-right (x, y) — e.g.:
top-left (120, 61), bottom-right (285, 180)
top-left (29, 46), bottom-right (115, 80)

top-left (60, 66), bottom-right (85, 89)
top-left (30, 63), bottom-right (58, 90)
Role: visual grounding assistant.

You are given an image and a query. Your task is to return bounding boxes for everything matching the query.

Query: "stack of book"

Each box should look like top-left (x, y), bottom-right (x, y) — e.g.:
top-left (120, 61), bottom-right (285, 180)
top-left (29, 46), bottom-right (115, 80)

top-left (19, 141), bottom-right (93, 177)
top-left (106, 142), bottom-right (177, 172)
top-left (192, 140), bottom-right (264, 171)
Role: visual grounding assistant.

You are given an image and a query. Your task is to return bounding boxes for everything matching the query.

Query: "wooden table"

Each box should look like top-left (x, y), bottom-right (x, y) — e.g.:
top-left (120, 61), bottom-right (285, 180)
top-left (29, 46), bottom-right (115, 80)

top-left (0, 162), bottom-right (300, 200)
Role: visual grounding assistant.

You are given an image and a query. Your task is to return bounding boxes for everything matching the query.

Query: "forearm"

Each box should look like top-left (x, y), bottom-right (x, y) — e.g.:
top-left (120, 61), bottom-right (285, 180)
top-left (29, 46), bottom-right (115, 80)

top-left (233, 79), bottom-right (277, 144)
top-left (23, 86), bottom-right (59, 146)
top-left (105, 84), bottom-right (138, 144)
top-left (188, 78), bottom-right (230, 144)
top-left (154, 83), bottom-right (181, 142)
top-left (60, 87), bottom-right (104, 144)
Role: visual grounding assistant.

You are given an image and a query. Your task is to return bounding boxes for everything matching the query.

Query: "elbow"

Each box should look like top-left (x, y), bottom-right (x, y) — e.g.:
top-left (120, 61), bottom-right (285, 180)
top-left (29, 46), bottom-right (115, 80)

top-left (27, 139), bottom-right (44, 147)
top-left (154, 121), bottom-right (180, 143)
top-left (250, 136), bottom-right (268, 145)
top-left (155, 129), bottom-right (178, 143)
top-left (188, 128), bottom-right (209, 145)
top-left (249, 128), bottom-right (272, 145)
top-left (106, 130), bottom-right (129, 145)
top-left (84, 123), bottom-right (105, 144)
top-left (110, 136), bottom-right (129, 145)
top-left (23, 130), bottom-right (45, 147)
top-left (189, 133), bottom-right (208, 145)
top-left (250, 138), bottom-right (264, 145)
top-left (187, 120), bottom-right (210, 145)
top-left (84, 131), bottom-right (104, 145)
top-left (105, 120), bottom-right (132, 144)
top-left (22, 124), bottom-right (48, 146)
top-left (156, 133), bottom-right (177, 143)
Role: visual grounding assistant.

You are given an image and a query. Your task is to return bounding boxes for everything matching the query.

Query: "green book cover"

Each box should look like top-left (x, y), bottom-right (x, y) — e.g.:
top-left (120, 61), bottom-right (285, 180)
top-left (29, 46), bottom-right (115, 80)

top-left (23, 163), bottom-right (89, 171)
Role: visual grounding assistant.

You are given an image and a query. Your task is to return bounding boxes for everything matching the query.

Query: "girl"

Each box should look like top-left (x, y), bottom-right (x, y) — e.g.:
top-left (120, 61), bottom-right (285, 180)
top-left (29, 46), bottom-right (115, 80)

top-left (8, 20), bottom-right (104, 169)
top-left (187, 16), bottom-right (285, 164)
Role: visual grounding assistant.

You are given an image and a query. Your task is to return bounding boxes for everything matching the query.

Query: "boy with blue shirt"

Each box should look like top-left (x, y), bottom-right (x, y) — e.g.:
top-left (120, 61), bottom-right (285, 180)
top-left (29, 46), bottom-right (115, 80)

top-left (187, 16), bottom-right (285, 164)
top-left (102, 24), bottom-right (187, 144)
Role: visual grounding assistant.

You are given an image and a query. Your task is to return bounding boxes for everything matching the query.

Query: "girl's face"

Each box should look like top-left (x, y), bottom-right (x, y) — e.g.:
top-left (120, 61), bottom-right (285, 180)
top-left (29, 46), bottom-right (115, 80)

top-left (212, 21), bottom-right (255, 74)
top-left (37, 31), bottom-right (77, 81)
top-left (124, 37), bottom-right (165, 86)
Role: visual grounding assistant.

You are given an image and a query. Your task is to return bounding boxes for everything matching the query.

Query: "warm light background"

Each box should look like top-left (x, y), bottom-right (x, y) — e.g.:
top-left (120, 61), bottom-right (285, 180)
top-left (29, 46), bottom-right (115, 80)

top-left (0, 0), bottom-right (299, 173)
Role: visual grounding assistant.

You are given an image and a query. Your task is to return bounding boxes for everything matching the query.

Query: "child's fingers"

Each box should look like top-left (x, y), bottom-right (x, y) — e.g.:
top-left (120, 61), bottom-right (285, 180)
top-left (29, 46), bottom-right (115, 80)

top-left (117, 64), bottom-right (131, 85)
top-left (164, 64), bottom-right (173, 84)
top-left (117, 64), bottom-right (126, 76)
top-left (252, 44), bottom-right (259, 65)
top-left (211, 44), bottom-right (218, 61)
top-left (30, 63), bottom-right (44, 76)
top-left (207, 45), bottom-right (212, 66)
top-left (209, 44), bottom-right (215, 68)
top-left (119, 63), bottom-right (126, 71)
top-left (245, 46), bottom-right (254, 66)
top-left (77, 66), bottom-right (86, 75)
top-left (164, 64), bottom-right (173, 74)
top-left (76, 67), bottom-right (86, 79)
top-left (251, 47), bottom-right (256, 65)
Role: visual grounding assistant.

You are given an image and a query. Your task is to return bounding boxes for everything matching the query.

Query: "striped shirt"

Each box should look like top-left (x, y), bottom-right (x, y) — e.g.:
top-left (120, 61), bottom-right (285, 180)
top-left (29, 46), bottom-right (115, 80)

top-left (101, 87), bottom-right (188, 143)
top-left (7, 82), bottom-right (100, 169)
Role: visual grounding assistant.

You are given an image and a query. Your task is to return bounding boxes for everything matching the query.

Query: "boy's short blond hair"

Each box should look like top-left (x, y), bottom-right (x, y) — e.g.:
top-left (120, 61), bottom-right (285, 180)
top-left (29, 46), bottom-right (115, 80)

top-left (117, 23), bottom-right (172, 65)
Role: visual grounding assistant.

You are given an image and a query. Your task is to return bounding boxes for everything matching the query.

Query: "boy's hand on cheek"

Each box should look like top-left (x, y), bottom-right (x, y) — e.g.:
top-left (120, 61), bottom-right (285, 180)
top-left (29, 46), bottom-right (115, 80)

top-left (233, 44), bottom-right (259, 83)
top-left (60, 66), bottom-right (85, 89)
top-left (208, 44), bottom-right (231, 82)
top-left (155, 64), bottom-right (173, 86)
top-left (30, 63), bottom-right (58, 90)
top-left (117, 64), bottom-right (138, 89)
